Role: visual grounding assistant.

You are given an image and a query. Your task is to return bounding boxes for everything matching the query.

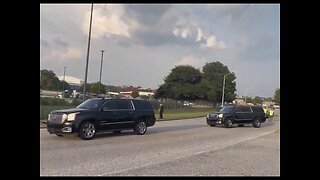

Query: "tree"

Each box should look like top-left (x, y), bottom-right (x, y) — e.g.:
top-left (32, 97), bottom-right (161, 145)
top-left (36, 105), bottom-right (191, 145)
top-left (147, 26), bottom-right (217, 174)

top-left (40, 69), bottom-right (61, 90)
top-left (58, 81), bottom-right (70, 91)
top-left (154, 65), bottom-right (202, 100)
top-left (273, 88), bottom-right (280, 104)
top-left (131, 89), bottom-right (139, 98)
top-left (79, 83), bottom-right (92, 93)
top-left (202, 62), bottom-right (236, 103)
top-left (90, 82), bottom-right (106, 94)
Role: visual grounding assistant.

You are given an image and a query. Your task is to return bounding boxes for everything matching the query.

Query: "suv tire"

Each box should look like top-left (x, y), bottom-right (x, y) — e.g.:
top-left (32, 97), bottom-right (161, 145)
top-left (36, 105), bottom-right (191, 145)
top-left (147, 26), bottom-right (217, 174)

top-left (252, 118), bottom-right (261, 128)
top-left (224, 118), bottom-right (233, 128)
top-left (79, 121), bottom-right (96, 140)
top-left (134, 120), bottom-right (147, 135)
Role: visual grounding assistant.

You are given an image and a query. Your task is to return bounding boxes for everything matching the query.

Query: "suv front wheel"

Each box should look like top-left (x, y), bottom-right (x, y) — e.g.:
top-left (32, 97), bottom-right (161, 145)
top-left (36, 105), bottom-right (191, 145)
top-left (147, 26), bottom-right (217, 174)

top-left (224, 118), bottom-right (233, 128)
top-left (79, 121), bottom-right (96, 140)
top-left (135, 120), bottom-right (147, 135)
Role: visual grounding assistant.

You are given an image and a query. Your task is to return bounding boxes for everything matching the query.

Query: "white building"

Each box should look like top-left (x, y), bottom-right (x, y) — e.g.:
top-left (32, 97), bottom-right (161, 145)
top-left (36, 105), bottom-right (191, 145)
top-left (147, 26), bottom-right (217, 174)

top-left (58, 76), bottom-right (84, 90)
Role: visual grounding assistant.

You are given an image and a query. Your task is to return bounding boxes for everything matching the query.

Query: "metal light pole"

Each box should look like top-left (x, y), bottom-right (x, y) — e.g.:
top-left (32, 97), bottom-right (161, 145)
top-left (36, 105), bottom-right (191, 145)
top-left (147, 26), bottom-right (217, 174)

top-left (222, 72), bottom-right (232, 107)
top-left (99, 50), bottom-right (105, 95)
top-left (83, 3), bottom-right (94, 100)
top-left (62, 66), bottom-right (66, 98)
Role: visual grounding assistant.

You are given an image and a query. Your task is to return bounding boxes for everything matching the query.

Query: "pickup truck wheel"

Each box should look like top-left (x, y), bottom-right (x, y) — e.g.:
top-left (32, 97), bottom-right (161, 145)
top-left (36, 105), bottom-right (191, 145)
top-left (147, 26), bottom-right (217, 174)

top-left (135, 120), bottom-right (147, 135)
top-left (79, 122), bottom-right (96, 140)
top-left (252, 118), bottom-right (261, 128)
top-left (224, 119), bottom-right (233, 128)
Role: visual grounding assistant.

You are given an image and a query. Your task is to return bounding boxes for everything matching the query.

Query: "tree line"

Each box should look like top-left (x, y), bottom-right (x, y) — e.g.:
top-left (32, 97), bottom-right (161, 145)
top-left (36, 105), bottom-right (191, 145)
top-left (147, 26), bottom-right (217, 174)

top-left (155, 61), bottom-right (237, 104)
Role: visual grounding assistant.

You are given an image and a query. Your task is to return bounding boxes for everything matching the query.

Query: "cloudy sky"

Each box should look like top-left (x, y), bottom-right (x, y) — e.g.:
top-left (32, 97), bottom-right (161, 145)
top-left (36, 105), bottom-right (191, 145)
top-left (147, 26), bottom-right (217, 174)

top-left (40, 4), bottom-right (280, 98)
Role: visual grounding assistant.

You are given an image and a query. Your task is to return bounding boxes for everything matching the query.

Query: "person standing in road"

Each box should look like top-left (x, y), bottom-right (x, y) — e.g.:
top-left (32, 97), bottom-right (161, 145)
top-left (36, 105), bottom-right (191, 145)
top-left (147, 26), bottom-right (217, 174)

top-left (159, 104), bottom-right (164, 119)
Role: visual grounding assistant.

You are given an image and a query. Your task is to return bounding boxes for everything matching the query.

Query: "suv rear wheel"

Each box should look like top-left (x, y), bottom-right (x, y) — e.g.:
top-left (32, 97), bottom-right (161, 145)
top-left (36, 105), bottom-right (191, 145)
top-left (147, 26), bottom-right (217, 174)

top-left (252, 118), bottom-right (261, 128)
top-left (224, 119), bottom-right (233, 128)
top-left (134, 120), bottom-right (147, 135)
top-left (79, 121), bottom-right (96, 140)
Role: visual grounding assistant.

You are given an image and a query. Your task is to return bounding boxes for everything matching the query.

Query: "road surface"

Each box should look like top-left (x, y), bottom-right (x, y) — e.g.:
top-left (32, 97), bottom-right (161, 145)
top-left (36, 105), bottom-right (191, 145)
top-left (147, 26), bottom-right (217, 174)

top-left (40, 110), bottom-right (280, 176)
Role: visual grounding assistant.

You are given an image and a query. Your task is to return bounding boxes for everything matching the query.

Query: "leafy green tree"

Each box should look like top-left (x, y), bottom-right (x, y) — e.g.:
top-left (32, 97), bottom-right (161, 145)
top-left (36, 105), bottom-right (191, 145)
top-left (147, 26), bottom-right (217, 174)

top-left (274, 88), bottom-right (280, 104)
top-left (59, 81), bottom-right (70, 91)
top-left (79, 83), bottom-right (92, 93)
top-left (131, 89), bottom-right (140, 98)
top-left (90, 82), bottom-right (106, 94)
top-left (40, 69), bottom-right (61, 90)
top-left (154, 65), bottom-right (202, 100)
top-left (202, 62), bottom-right (236, 103)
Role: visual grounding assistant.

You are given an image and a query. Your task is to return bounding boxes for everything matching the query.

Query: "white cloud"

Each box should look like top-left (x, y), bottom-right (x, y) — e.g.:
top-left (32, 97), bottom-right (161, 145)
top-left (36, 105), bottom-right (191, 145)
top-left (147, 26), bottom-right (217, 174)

top-left (196, 28), bottom-right (204, 41)
top-left (175, 55), bottom-right (205, 68)
top-left (202, 35), bottom-right (227, 49)
top-left (181, 29), bottom-right (192, 38)
top-left (82, 5), bottom-right (131, 38)
top-left (42, 47), bottom-right (83, 62)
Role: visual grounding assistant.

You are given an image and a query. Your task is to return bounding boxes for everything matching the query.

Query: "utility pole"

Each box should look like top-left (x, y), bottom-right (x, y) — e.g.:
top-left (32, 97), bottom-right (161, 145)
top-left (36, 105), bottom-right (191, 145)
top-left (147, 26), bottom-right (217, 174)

top-left (83, 3), bottom-right (94, 101)
top-left (222, 73), bottom-right (231, 107)
top-left (99, 50), bottom-right (105, 95)
top-left (62, 66), bottom-right (66, 98)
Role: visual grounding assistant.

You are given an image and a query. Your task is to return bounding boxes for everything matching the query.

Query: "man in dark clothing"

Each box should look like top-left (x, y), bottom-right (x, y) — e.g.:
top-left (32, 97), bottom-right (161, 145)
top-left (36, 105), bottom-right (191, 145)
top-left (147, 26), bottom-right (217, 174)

top-left (159, 104), bottom-right (164, 119)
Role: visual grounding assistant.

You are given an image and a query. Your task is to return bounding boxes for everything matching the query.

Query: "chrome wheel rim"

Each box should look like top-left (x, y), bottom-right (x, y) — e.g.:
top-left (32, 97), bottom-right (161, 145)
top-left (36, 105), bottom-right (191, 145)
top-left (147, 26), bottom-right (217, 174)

top-left (138, 122), bottom-right (146, 133)
top-left (255, 119), bottom-right (261, 126)
top-left (227, 120), bottom-right (232, 127)
top-left (82, 123), bottom-right (95, 138)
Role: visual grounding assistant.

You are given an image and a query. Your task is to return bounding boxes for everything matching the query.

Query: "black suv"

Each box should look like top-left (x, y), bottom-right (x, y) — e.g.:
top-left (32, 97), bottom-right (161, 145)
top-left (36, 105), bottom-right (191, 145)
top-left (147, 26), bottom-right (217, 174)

top-left (206, 105), bottom-right (267, 128)
top-left (47, 98), bottom-right (156, 140)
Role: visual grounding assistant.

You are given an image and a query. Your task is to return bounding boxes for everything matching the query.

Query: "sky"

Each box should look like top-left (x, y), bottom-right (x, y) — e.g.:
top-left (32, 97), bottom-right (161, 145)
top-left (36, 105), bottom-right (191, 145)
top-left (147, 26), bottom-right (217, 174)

top-left (40, 4), bottom-right (280, 98)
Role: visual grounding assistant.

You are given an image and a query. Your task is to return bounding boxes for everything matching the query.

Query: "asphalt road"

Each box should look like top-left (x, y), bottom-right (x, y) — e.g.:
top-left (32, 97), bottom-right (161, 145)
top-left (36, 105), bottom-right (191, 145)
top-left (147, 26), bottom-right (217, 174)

top-left (40, 109), bottom-right (280, 176)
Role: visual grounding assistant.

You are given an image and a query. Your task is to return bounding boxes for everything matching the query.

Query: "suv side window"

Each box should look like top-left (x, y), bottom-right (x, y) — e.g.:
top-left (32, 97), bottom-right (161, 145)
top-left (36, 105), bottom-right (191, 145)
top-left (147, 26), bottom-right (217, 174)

top-left (251, 106), bottom-right (264, 113)
top-left (133, 100), bottom-right (152, 110)
top-left (117, 100), bottom-right (133, 110)
top-left (102, 100), bottom-right (118, 110)
top-left (236, 106), bottom-right (252, 112)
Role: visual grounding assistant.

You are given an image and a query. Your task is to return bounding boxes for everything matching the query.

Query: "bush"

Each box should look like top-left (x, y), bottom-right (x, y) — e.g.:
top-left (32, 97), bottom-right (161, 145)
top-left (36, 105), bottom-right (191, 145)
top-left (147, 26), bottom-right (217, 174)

top-left (71, 99), bottom-right (83, 106)
top-left (40, 97), bottom-right (69, 106)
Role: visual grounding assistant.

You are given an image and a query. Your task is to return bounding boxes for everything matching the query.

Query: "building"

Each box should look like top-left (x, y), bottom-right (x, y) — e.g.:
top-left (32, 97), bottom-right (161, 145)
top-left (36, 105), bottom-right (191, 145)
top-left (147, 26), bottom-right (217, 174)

top-left (58, 76), bottom-right (84, 91)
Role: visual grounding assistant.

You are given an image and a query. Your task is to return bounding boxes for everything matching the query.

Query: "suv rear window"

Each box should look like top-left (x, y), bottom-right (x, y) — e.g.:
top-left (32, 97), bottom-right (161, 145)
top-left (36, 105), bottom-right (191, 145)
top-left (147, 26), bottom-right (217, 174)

top-left (133, 100), bottom-right (153, 110)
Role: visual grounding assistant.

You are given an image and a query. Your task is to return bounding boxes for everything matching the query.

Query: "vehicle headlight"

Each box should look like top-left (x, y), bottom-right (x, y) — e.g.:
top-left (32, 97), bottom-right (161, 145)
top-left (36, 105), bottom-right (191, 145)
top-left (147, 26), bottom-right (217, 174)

top-left (62, 114), bottom-right (68, 122)
top-left (218, 114), bottom-right (223, 118)
top-left (48, 114), bottom-right (51, 120)
top-left (67, 112), bottom-right (79, 121)
top-left (207, 114), bottom-right (210, 118)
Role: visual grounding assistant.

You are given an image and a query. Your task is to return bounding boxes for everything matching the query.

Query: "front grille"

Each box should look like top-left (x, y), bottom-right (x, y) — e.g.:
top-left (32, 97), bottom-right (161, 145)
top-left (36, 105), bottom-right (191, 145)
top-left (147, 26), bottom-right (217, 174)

top-left (210, 114), bottom-right (217, 118)
top-left (49, 113), bottom-right (64, 124)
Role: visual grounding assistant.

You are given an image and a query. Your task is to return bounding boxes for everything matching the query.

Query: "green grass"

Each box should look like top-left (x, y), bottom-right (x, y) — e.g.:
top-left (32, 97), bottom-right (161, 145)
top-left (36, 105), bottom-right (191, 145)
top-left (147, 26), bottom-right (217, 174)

top-left (40, 105), bottom-right (74, 119)
top-left (154, 108), bottom-right (215, 120)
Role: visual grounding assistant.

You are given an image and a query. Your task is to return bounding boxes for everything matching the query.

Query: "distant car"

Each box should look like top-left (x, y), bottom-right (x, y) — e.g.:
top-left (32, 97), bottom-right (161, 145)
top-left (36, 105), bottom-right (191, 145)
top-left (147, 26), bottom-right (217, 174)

top-left (183, 101), bottom-right (194, 107)
top-left (47, 98), bottom-right (156, 140)
top-left (206, 105), bottom-right (267, 128)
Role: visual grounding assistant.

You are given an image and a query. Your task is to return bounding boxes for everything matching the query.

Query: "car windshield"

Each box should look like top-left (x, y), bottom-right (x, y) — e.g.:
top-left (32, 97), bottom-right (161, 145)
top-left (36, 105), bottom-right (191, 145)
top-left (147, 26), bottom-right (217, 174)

top-left (76, 99), bottom-right (105, 109)
top-left (219, 106), bottom-right (236, 113)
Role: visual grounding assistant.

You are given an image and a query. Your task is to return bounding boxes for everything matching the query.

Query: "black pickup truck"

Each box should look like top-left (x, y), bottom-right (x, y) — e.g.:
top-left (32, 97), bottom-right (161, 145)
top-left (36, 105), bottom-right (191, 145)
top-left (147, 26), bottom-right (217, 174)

top-left (47, 98), bottom-right (156, 140)
top-left (206, 105), bottom-right (267, 128)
